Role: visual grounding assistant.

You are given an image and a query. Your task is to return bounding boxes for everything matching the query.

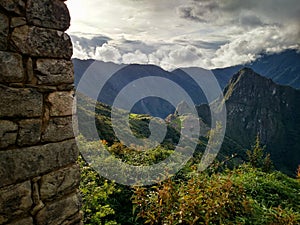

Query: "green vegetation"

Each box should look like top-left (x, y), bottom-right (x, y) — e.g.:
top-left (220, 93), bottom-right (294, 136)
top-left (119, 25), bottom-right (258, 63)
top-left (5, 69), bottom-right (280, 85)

top-left (79, 137), bottom-right (300, 225)
top-left (77, 94), bottom-right (300, 224)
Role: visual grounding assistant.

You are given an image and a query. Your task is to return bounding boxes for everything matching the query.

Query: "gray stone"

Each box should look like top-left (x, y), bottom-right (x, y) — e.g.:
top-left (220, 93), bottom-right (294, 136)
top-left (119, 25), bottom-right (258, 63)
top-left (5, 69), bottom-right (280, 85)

top-left (0, 139), bottom-right (78, 187)
top-left (0, 13), bottom-right (9, 50)
top-left (0, 181), bottom-right (32, 224)
top-left (0, 120), bottom-right (18, 148)
top-left (11, 17), bottom-right (27, 28)
top-left (18, 119), bottom-right (42, 146)
top-left (0, 0), bottom-right (25, 15)
top-left (36, 192), bottom-right (81, 225)
top-left (0, 84), bottom-right (43, 118)
top-left (48, 91), bottom-right (74, 116)
top-left (6, 217), bottom-right (34, 225)
top-left (40, 164), bottom-right (80, 201)
top-left (42, 116), bottom-right (74, 142)
top-left (36, 59), bottom-right (74, 85)
top-left (0, 51), bottom-right (24, 83)
top-left (26, 0), bottom-right (70, 31)
top-left (11, 25), bottom-right (73, 59)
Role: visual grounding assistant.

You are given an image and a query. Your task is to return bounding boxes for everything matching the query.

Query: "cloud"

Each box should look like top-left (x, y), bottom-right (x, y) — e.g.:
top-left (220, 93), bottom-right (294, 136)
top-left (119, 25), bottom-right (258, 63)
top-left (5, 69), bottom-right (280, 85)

top-left (122, 50), bottom-right (149, 64)
top-left (70, 35), bottom-right (111, 50)
top-left (94, 43), bottom-right (122, 62)
top-left (177, 0), bottom-right (220, 23)
top-left (238, 13), bottom-right (264, 28)
top-left (148, 44), bottom-right (212, 70)
top-left (177, 0), bottom-right (300, 29)
top-left (71, 34), bottom-right (112, 59)
top-left (212, 26), bottom-right (300, 67)
top-left (68, 0), bottom-right (300, 70)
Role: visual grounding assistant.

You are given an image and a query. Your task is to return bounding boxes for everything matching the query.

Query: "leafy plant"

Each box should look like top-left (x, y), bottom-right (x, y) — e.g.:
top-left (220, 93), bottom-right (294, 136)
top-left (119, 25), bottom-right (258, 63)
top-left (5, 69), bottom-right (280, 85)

top-left (79, 155), bottom-right (119, 225)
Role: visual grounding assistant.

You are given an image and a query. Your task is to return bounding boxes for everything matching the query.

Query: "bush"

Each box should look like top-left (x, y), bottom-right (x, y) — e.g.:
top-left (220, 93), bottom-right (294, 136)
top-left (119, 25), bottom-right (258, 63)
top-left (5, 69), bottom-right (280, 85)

top-left (133, 171), bottom-right (252, 225)
top-left (79, 156), bottom-right (119, 225)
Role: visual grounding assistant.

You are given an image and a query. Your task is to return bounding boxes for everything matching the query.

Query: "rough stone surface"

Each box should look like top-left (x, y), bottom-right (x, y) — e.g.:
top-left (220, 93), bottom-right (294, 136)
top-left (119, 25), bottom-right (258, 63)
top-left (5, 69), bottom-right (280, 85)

top-left (0, 120), bottom-right (18, 149)
top-left (0, 0), bottom-right (81, 223)
top-left (0, 139), bottom-right (78, 187)
top-left (36, 192), bottom-right (81, 225)
top-left (40, 164), bottom-right (80, 201)
top-left (36, 59), bottom-right (74, 85)
top-left (0, 51), bottom-right (24, 83)
top-left (11, 25), bottom-right (73, 59)
top-left (223, 68), bottom-right (300, 175)
top-left (26, 0), bottom-right (70, 31)
top-left (0, 0), bottom-right (25, 15)
top-left (0, 85), bottom-right (43, 118)
top-left (0, 13), bottom-right (9, 50)
top-left (26, 57), bottom-right (35, 83)
top-left (0, 181), bottom-right (32, 224)
top-left (6, 217), bottom-right (34, 225)
top-left (48, 91), bottom-right (74, 116)
top-left (42, 116), bottom-right (74, 142)
top-left (11, 17), bottom-right (27, 28)
top-left (18, 119), bottom-right (42, 146)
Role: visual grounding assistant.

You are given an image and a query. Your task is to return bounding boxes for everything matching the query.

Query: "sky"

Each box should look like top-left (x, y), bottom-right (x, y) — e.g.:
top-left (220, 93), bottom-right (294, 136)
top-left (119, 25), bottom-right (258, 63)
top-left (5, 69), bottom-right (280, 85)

top-left (66, 0), bottom-right (300, 70)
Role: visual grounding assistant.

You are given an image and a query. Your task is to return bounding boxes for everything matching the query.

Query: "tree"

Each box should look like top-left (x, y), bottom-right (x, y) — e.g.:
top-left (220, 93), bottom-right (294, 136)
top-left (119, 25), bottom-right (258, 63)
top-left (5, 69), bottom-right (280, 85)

top-left (246, 135), bottom-right (273, 172)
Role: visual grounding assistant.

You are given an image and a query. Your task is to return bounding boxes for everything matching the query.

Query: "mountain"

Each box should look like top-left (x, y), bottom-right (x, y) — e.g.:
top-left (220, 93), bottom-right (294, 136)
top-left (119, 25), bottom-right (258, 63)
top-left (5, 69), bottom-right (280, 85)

top-left (249, 49), bottom-right (300, 88)
top-left (221, 68), bottom-right (300, 175)
top-left (75, 66), bottom-right (300, 175)
top-left (73, 49), bottom-right (300, 118)
top-left (76, 92), bottom-right (181, 146)
top-left (210, 49), bottom-right (300, 89)
top-left (73, 59), bottom-right (208, 118)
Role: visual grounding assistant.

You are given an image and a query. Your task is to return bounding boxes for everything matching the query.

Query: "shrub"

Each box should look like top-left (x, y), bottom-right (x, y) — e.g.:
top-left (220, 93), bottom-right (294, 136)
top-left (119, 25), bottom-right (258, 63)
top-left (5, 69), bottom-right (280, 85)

top-left (133, 171), bottom-right (252, 225)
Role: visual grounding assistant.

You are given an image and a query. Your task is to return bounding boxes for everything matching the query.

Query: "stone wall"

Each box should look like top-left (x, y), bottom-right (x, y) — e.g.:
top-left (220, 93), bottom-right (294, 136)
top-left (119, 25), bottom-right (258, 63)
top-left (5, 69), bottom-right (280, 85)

top-left (0, 0), bottom-right (81, 224)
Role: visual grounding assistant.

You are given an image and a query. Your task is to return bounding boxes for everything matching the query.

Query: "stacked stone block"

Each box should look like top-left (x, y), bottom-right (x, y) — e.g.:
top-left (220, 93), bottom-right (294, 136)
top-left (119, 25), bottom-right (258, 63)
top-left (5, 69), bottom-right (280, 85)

top-left (0, 0), bottom-right (81, 224)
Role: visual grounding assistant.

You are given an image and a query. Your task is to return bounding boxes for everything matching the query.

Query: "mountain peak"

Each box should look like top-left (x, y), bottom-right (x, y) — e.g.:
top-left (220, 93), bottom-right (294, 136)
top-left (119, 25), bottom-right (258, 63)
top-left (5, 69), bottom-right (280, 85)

top-left (230, 67), bottom-right (266, 84)
top-left (223, 68), bottom-right (300, 176)
top-left (224, 67), bottom-right (275, 101)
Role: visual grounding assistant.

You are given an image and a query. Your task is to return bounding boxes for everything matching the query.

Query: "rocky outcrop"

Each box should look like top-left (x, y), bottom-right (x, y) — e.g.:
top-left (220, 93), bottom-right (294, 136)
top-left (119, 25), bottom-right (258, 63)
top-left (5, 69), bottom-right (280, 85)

top-left (0, 1), bottom-right (81, 224)
top-left (223, 68), bottom-right (300, 175)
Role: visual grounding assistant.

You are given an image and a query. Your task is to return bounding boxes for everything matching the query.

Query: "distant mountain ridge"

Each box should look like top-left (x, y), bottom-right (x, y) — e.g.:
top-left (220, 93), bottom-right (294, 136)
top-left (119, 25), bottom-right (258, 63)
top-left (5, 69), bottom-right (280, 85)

top-left (73, 49), bottom-right (300, 118)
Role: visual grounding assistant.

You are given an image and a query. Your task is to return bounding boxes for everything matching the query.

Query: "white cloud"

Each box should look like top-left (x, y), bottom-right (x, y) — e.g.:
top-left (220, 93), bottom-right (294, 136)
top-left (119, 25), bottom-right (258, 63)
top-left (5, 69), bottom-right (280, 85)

top-left (212, 26), bottom-right (300, 67)
top-left (148, 45), bottom-right (211, 70)
top-left (67, 0), bottom-right (300, 69)
top-left (122, 50), bottom-right (149, 64)
top-left (94, 43), bottom-right (122, 63)
top-left (72, 41), bottom-right (90, 59)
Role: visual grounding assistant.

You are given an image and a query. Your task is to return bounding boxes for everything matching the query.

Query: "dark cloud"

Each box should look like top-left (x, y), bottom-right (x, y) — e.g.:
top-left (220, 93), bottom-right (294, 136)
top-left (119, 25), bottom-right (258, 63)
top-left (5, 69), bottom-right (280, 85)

top-left (177, 0), bottom-right (220, 23)
top-left (173, 39), bottom-right (227, 50)
top-left (116, 38), bottom-right (156, 54)
top-left (177, 6), bottom-right (207, 22)
top-left (238, 14), bottom-right (263, 27)
top-left (177, 0), bottom-right (300, 28)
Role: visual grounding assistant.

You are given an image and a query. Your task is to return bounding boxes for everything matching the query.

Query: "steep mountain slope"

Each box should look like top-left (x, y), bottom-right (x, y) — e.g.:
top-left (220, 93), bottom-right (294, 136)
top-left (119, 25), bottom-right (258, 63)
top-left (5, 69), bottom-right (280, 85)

top-left (222, 68), bottom-right (300, 175)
